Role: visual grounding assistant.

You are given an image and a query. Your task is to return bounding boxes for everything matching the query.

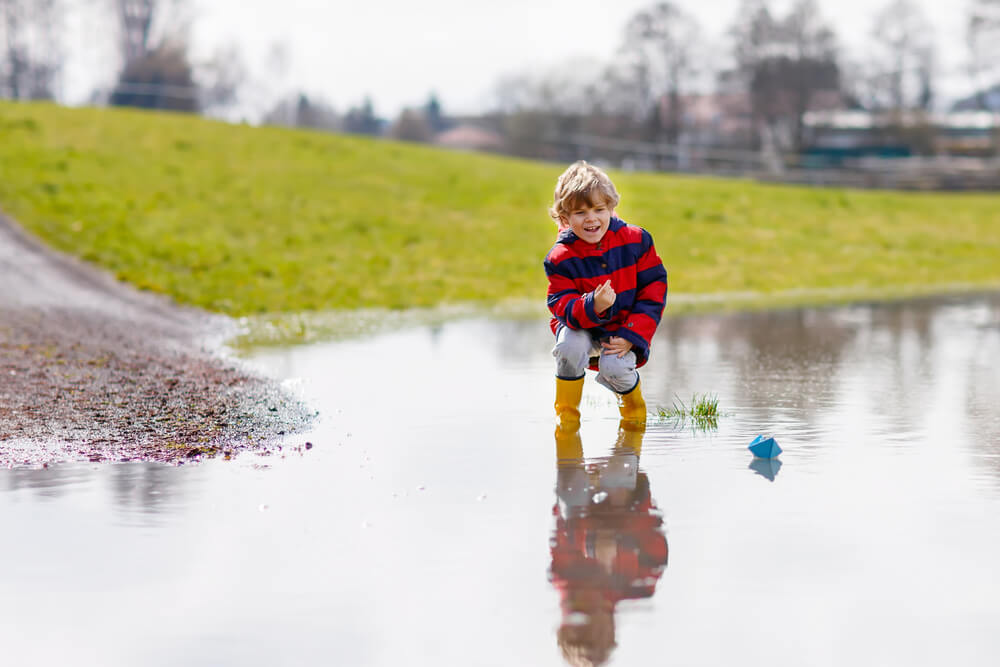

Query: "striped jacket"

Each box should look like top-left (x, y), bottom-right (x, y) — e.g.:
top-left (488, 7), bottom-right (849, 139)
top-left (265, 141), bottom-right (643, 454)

top-left (544, 217), bottom-right (668, 368)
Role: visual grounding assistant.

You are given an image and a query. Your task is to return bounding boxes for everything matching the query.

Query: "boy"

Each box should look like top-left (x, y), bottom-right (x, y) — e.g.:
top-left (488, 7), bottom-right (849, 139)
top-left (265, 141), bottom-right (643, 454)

top-left (543, 161), bottom-right (667, 424)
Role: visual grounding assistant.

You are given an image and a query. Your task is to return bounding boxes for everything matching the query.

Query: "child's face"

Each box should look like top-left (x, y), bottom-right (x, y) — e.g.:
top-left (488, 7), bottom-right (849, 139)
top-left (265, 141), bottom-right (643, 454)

top-left (560, 199), bottom-right (613, 245)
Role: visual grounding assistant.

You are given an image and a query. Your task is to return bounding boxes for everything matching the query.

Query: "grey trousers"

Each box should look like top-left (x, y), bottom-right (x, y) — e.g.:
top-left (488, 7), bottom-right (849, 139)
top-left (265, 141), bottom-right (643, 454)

top-left (553, 327), bottom-right (639, 394)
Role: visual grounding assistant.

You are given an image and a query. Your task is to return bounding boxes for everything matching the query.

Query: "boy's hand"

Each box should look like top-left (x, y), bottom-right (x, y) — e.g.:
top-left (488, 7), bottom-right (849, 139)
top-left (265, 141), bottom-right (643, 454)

top-left (602, 336), bottom-right (633, 358)
top-left (593, 280), bottom-right (616, 314)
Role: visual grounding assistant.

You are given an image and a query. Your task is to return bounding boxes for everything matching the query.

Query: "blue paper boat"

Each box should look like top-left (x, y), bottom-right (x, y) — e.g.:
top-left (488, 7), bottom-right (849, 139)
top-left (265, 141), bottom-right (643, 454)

top-left (748, 435), bottom-right (782, 459)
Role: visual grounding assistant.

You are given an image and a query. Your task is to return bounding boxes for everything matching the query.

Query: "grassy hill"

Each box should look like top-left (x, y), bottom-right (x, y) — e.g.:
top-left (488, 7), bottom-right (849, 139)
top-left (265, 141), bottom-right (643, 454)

top-left (2, 101), bottom-right (999, 318)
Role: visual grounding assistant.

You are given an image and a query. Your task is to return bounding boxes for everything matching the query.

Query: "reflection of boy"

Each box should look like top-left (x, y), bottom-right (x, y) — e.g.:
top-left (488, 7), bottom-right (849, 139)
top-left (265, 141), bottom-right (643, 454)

top-left (550, 425), bottom-right (668, 667)
top-left (544, 161), bottom-right (668, 424)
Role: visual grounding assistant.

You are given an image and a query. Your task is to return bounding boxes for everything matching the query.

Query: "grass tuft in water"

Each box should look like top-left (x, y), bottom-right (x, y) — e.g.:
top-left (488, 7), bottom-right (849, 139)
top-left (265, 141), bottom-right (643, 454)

top-left (656, 393), bottom-right (722, 430)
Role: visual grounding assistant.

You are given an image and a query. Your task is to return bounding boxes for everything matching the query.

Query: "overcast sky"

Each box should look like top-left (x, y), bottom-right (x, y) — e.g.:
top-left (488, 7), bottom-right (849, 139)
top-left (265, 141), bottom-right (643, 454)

top-left (62, 0), bottom-right (974, 120)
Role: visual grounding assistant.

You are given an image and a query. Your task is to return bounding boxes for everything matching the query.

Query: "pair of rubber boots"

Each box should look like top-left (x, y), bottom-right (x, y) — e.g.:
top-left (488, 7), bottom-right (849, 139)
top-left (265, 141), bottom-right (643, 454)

top-left (554, 376), bottom-right (646, 425)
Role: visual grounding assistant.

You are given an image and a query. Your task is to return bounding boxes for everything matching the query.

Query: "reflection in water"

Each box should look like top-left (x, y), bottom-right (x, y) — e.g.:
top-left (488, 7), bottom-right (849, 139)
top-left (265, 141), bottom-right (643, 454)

top-left (108, 464), bottom-right (185, 516)
top-left (0, 461), bottom-right (192, 524)
top-left (748, 456), bottom-right (783, 481)
top-left (0, 465), bottom-right (92, 497)
top-left (550, 422), bottom-right (668, 667)
top-left (1, 296), bottom-right (999, 666)
top-left (649, 294), bottom-right (1000, 484)
top-left (961, 303), bottom-right (1000, 480)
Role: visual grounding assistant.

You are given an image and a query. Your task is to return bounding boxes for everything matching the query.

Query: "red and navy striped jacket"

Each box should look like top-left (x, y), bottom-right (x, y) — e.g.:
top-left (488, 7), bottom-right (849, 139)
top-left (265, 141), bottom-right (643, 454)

top-left (544, 217), bottom-right (667, 368)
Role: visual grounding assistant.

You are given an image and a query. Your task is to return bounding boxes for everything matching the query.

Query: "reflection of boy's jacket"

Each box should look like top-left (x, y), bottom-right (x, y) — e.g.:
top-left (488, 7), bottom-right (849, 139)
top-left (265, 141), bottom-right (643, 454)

top-left (549, 470), bottom-right (669, 604)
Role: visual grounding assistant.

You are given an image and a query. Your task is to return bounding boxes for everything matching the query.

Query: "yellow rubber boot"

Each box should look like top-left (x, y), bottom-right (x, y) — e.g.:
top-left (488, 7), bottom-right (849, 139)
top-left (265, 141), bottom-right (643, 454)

top-left (617, 378), bottom-right (647, 424)
top-left (554, 377), bottom-right (584, 424)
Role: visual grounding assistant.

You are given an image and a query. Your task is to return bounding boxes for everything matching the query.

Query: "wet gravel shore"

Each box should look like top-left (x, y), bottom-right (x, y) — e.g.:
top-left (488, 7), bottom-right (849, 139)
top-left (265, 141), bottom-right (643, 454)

top-left (0, 214), bottom-right (312, 466)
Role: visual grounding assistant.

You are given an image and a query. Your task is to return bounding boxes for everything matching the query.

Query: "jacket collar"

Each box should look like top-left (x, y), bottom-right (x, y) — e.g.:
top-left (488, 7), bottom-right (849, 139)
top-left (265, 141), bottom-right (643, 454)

top-left (557, 217), bottom-right (625, 246)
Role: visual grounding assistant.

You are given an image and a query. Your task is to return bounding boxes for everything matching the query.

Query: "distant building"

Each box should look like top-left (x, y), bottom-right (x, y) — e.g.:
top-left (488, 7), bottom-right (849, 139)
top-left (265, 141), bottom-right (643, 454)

top-left (669, 92), bottom-right (753, 145)
top-left (935, 112), bottom-right (1000, 156)
top-left (952, 84), bottom-right (1000, 112)
top-left (802, 110), bottom-right (1000, 160)
top-left (434, 124), bottom-right (505, 153)
top-left (660, 89), bottom-right (850, 149)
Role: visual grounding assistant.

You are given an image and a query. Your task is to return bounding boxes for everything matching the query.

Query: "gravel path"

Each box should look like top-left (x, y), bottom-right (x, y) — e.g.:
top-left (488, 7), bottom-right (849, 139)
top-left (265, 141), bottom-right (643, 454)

top-left (0, 213), bottom-right (312, 466)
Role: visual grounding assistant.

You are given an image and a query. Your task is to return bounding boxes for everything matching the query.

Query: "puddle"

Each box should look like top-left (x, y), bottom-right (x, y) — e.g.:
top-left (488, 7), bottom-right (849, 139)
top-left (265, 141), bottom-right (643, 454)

top-left (2, 294), bottom-right (1000, 666)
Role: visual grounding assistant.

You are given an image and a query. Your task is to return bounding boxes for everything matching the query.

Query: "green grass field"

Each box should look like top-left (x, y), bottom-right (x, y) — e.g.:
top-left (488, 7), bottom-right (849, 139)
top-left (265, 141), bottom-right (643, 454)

top-left (2, 101), bottom-right (999, 320)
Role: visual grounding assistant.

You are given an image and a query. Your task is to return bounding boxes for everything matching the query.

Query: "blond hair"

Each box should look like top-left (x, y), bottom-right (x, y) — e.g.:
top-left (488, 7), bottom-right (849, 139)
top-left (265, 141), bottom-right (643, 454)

top-left (548, 161), bottom-right (620, 223)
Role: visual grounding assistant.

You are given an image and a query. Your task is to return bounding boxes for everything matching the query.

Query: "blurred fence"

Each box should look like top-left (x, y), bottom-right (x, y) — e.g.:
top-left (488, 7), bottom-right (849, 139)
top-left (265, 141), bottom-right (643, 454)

top-left (33, 89), bottom-right (1000, 191)
top-left (761, 157), bottom-right (1000, 191)
top-left (544, 134), bottom-right (1000, 191)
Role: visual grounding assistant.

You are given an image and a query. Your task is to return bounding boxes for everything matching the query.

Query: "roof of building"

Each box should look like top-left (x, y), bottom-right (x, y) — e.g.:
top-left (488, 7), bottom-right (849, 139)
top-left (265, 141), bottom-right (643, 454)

top-left (434, 124), bottom-right (505, 150)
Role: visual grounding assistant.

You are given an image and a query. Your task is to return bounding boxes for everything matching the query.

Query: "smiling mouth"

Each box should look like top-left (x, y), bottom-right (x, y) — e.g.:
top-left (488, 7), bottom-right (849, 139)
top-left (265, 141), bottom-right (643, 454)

top-left (583, 225), bottom-right (601, 233)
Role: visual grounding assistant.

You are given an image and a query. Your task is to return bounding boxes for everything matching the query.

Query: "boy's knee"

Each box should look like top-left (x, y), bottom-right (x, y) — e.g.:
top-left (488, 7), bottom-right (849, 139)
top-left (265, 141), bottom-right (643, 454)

top-left (553, 329), bottom-right (593, 378)
top-left (597, 352), bottom-right (638, 392)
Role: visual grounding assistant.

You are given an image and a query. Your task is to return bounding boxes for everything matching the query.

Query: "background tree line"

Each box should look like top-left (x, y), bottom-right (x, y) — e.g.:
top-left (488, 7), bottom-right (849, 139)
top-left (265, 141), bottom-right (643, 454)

top-left (1, 0), bottom-right (242, 113)
top-left (2, 0), bottom-right (999, 157)
top-left (490, 0), bottom-right (1000, 158)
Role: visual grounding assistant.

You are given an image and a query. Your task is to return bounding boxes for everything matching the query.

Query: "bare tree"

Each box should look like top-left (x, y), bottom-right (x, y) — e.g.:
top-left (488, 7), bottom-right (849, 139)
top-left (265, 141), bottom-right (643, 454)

top-left (118, 0), bottom-right (155, 63)
top-left (195, 42), bottom-right (247, 116)
top-left (489, 62), bottom-right (608, 158)
top-left (781, 0), bottom-right (840, 149)
top-left (0, 0), bottom-right (61, 99)
top-left (115, 0), bottom-right (188, 63)
top-left (109, 0), bottom-right (197, 111)
top-left (728, 0), bottom-right (784, 150)
top-left (390, 108), bottom-right (432, 142)
top-left (870, 0), bottom-right (935, 111)
top-left (109, 41), bottom-right (198, 112)
top-left (728, 0), bottom-right (840, 151)
top-left (618, 2), bottom-right (703, 143)
top-left (423, 93), bottom-right (447, 133)
top-left (492, 61), bottom-right (605, 117)
top-left (342, 97), bottom-right (382, 135)
top-left (263, 93), bottom-right (340, 131)
top-left (729, 0), bottom-right (778, 79)
top-left (967, 0), bottom-right (1000, 109)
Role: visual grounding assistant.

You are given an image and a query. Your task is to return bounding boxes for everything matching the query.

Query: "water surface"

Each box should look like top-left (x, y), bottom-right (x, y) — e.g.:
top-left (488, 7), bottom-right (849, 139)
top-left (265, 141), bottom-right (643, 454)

top-left (2, 294), bottom-right (999, 666)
